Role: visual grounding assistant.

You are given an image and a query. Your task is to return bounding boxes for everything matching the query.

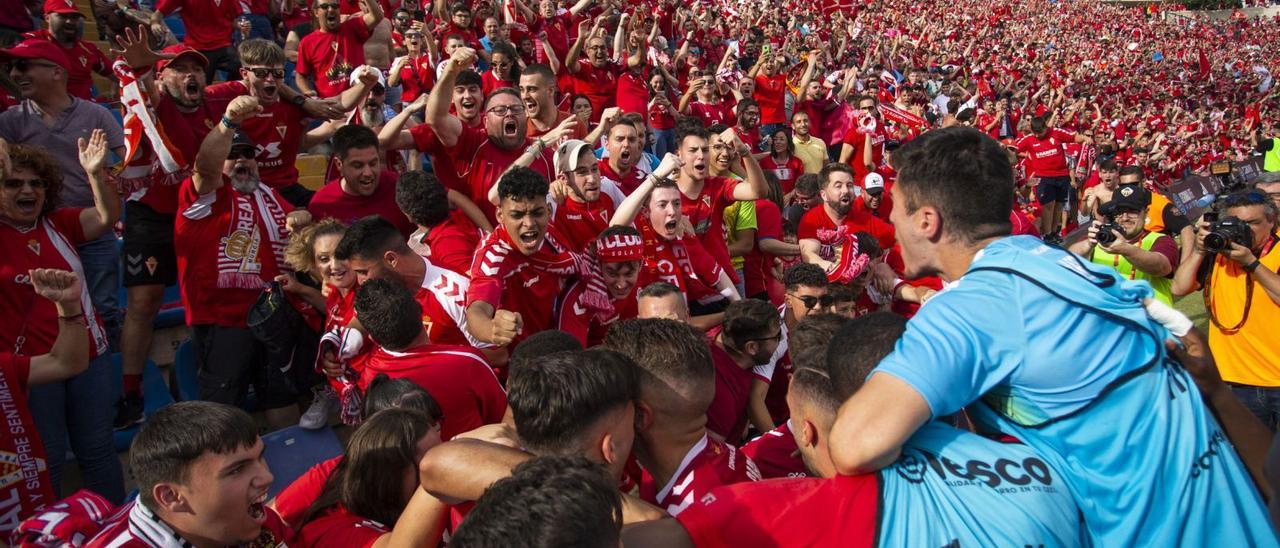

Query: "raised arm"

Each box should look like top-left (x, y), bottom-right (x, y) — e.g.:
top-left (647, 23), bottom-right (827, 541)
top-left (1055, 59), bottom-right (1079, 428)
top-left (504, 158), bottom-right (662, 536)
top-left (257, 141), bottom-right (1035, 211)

top-left (426, 47), bottom-right (476, 148)
top-left (379, 94), bottom-right (428, 150)
top-left (76, 129), bottom-right (121, 241)
top-left (565, 18), bottom-right (597, 74)
top-left (26, 269), bottom-right (91, 386)
top-left (610, 154), bottom-right (681, 226)
top-left (722, 129), bottom-right (767, 201)
top-left (361, 0), bottom-right (383, 30)
top-left (194, 96), bottom-right (261, 195)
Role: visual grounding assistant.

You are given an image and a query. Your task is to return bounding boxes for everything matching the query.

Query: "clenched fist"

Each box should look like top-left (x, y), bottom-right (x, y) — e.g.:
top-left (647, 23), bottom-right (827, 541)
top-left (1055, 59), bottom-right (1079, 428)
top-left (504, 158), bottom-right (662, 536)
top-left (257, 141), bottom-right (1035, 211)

top-left (489, 309), bottom-right (523, 346)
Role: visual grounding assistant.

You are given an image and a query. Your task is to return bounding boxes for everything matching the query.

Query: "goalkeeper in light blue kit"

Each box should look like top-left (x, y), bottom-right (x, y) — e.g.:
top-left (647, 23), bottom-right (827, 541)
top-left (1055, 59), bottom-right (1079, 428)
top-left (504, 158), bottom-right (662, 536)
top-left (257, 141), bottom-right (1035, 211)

top-left (829, 126), bottom-right (1276, 547)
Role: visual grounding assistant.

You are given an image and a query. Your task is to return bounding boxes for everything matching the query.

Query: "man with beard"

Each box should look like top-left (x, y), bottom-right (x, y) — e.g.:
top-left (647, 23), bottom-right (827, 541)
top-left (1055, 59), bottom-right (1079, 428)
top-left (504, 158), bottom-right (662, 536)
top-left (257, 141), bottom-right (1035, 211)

top-left (175, 96), bottom-right (314, 428)
top-left (565, 18), bottom-right (620, 124)
top-left (521, 63), bottom-right (587, 142)
top-left (296, 0), bottom-right (384, 98)
top-left (152, 0), bottom-right (243, 82)
top-left (731, 99), bottom-right (763, 155)
top-left (386, 47), bottom-right (553, 223)
top-left (708, 299), bottom-right (784, 443)
top-left (308, 125), bottom-right (416, 236)
top-left (798, 163), bottom-right (895, 271)
top-left (672, 123), bottom-right (770, 309)
top-left (791, 111), bottom-right (827, 175)
top-left (838, 95), bottom-right (889, 178)
top-left (379, 68), bottom-right (484, 195)
top-left (598, 111), bottom-right (650, 198)
top-left (550, 139), bottom-right (613, 252)
top-left (208, 39), bottom-right (374, 207)
top-left (24, 0), bottom-right (112, 100)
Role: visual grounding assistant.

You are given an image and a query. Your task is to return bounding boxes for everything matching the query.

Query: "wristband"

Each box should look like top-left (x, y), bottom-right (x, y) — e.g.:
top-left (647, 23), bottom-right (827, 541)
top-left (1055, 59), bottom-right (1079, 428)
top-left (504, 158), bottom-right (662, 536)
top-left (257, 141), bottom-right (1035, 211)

top-left (58, 312), bottom-right (85, 322)
top-left (220, 116), bottom-right (240, 130)
top-left (1244, 259), bottom-right (1262, 273)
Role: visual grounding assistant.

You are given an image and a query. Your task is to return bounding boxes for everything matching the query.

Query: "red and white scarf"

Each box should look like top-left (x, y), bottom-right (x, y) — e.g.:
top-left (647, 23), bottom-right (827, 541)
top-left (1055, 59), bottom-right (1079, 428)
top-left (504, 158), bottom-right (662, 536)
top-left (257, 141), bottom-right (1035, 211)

top-left (480, 226), bottom-right (613, 322)
top-left (816, 226), bottom-right (871, 284)
top-left (113, 60), bottom-right (184, 176)
top-left (218, 189), bottom-right (290, 290)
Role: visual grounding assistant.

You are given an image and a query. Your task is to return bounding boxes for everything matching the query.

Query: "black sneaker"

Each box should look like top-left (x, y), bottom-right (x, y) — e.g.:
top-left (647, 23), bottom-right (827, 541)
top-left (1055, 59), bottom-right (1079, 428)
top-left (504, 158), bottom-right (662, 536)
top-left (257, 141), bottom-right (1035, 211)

top-left (113, 393), bottom-right (145, 431)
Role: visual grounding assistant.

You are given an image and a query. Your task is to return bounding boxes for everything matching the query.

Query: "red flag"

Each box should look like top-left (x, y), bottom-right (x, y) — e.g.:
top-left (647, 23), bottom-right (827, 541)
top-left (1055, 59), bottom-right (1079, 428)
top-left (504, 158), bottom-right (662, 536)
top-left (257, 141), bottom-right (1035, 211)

top-left (1197, 49), bottom-right (1210, 79)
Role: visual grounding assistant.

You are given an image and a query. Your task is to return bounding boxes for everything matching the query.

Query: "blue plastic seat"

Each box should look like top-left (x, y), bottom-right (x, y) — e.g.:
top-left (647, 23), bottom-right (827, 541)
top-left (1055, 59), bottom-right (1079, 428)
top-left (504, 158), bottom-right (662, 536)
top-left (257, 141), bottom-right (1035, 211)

top-left (261, 426), bottom-right (343, 499)
top-left (173, 340), bottom-right (198, 402)
top-left (109, 354), bottom-right (176, 452)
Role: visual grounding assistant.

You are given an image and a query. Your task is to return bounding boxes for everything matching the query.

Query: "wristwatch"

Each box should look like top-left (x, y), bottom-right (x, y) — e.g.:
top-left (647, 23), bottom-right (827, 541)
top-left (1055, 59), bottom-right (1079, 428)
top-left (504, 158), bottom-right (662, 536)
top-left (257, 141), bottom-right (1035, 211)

top-left (289, 94), bottom-right (307, 107)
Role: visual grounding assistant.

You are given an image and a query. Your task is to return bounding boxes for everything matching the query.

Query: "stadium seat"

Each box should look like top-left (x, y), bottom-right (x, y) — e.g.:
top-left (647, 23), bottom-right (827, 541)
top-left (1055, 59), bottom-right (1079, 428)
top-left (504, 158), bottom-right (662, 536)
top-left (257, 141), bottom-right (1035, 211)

top-left (109, 354), bottom-right (176, 452)
top-left (261, 426), bottom-right (343, 499)
top-left (296, 153), bottom-right (329, 191)
top-left (173, 340), bottom-right (198, 401)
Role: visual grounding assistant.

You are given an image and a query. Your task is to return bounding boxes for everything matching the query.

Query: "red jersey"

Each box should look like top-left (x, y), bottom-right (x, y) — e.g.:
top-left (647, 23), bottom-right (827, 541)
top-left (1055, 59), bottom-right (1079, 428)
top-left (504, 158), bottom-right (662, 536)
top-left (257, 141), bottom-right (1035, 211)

top-left (615, 69), bottom-right (648, 117)
top-left (0, 210), bottom-right (109, 357)
top-left (753, 73), bottom-right (788, 125)
top-left (273, 455), bottom-right (341, 528)
top-left (840, 125), bottom-right (889, 177)
top-left (734, 126), bottom-right (762, 155)
top-left (412, 124), bottom-right (554, 223)
top-left (206, 83), bottom-right (307, 190)
top-left (681, 176), bottom-right (741, 282)
top-left (638, 434), bottom-right (761, 516)
top-left (397, 54), bottom-right (436, 103)
top-left (415, 259), bottom-right (479, 348)
top-left (637, 222), bottom-right (724, 303)
top-left (1016, 128), bottom-right (1076, 178)
top-left (174, 177), bottom-right (294, 327)
top-left (464, 231), bottom-right (567, 346)
top-left (599, 158), bottom-right (647, 197)
top-left (155, 0), bottom-right (240, 50)
top-left (123, 89), bottom-right (227, 215)
top-left (526, 110), bottom-right (588, 142)
top-left (796, 205), bottom-right (896, 253)
top-left (760, 155), bottom-right (803, 194)
top-left (480, 70), bottom-right (515, 96)
top-left (530, 12), bottom-right (575, 59)
top-left (742, 199), bottom-right (783, 298)
top-left (741, 421), bottom-right (809, 479)
top-left (87, 500), bottom-right (294, 548)
top-left (297, 506), bottom-right (389, 547)
top-left (409, 209), bottom-right (482, 275)
top-left (567, 59), bottom-right (621, 123)
top-left (362, 343), bottom-right (506, 441)
top-left (309, 170), bottom-right (416, 236)
top-left (552, 195), bottom-right (614, 253)
top-left (21, 31), bottom-right (109, 100)
top-left (687, 100), bottom-right (734, 128)
top-left (297, 17), bottom-right (373, 98)
top-left (706, 342), bottom-right (752, 443)
top-left (674, 474), bottom-right (878, 548)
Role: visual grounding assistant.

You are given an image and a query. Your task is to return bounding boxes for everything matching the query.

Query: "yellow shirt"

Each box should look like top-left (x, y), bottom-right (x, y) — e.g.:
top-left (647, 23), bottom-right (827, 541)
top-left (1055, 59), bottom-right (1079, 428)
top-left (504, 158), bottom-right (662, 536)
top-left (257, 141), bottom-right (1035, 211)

top-left (792, 135), bottom-right (828, 175)
top-left (1206, 242), bottom-right (1280, 386)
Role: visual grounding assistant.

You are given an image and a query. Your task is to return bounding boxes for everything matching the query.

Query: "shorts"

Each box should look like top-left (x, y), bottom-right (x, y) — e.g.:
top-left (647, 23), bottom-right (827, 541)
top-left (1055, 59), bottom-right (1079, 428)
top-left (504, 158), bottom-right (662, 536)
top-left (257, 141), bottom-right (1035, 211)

top-left (1035, 175), bottom-right (1072, 204)
top-left (122, 201), bottom-right (178, 287)
top-left (191, 324), bottom-right (319, 410)
top-left (277, 183), bottom-right (315, 208)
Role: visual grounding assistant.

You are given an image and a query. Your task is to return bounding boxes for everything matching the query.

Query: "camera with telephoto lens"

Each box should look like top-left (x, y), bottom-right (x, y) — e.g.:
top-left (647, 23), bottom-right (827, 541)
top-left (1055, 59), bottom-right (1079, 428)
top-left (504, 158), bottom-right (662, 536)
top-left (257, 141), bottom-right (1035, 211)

top-left (1094, 202), bottom-right (1123, 246)
top-left (1203, 216), bottom-right (1253, 254)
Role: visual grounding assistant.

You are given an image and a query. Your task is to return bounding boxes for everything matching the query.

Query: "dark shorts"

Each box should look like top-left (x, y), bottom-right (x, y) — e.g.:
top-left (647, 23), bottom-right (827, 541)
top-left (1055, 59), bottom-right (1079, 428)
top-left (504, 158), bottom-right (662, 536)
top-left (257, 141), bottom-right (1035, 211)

top-left (277, 183), bottom-right (315, 208)
top-left (191, 324), bottom-right (320, 410)
top-left (122, 201), bottom-right (178, 287)
top-left (1035, 175), bottom-right (1072, 204)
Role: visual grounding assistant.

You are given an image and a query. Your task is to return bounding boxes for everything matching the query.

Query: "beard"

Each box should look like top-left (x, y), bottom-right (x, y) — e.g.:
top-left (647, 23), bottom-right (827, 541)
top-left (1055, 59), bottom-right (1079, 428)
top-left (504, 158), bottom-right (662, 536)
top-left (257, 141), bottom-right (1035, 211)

top-left (230, 165), bottom-right (261, 194)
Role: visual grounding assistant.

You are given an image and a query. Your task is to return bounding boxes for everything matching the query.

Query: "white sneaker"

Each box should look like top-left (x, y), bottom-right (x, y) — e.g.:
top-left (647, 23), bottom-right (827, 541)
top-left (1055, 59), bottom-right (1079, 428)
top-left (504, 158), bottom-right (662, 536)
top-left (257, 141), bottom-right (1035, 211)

top-left (299, 389), bottom-right (339, 430)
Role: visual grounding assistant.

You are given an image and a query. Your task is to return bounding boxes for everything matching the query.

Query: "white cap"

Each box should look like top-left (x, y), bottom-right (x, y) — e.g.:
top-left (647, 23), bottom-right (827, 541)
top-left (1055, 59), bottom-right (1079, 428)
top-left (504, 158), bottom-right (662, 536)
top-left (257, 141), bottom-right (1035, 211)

top-left (348, 65), bottom-right (386, 87)
top-left (863, 172), bottom-right (885, 193)
top-left (554, 139), bottom-right (593, 173)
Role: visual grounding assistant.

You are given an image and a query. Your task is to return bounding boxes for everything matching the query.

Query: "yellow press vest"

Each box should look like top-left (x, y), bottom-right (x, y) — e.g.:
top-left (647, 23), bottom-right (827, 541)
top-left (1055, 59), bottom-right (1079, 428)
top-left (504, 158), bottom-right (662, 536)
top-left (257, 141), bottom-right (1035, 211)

top-left (1089, 231), bottom-right (1173, 305)
top-left (1266, 137), bottom-right (1280, 172)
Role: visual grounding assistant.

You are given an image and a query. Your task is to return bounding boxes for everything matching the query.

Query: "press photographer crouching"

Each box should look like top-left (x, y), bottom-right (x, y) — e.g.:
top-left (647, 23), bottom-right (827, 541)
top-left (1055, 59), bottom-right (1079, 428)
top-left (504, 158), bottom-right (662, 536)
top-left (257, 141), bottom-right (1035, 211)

top-left (1173, 189), bottom-right (1280, 430)
top-left (1068, 184), bottom-right (1179, 305)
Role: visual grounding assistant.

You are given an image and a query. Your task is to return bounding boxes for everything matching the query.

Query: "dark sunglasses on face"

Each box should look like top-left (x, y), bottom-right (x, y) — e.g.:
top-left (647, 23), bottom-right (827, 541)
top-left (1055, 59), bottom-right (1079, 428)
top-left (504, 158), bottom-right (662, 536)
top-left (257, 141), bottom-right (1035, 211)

top-left (227, 148), bottom-right (256, 160)
top-left (244, 67), bottom-right (285, 79)
top-left (3, 178), bottom-right (48, 190)
top-left (316, 3), bottom-right (340, 10)
top-left (790, 293), bottom-right (834, 310)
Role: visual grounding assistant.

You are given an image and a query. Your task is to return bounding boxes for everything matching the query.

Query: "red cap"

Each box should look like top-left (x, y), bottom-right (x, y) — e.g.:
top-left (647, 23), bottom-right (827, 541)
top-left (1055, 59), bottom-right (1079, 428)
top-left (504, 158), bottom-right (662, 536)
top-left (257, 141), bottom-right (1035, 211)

top-left (43, 0), bottom-right (80, 15)
top-left (0, 39), bottom-right (71, 71)
top-left (155, 44), bottom-right (208, 72)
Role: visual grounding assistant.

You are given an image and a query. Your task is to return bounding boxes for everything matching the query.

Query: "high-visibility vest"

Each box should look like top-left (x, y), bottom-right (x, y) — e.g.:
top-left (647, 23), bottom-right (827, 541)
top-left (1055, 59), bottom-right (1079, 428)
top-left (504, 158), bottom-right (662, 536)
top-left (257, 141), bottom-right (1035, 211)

top-left (1265, 137), bottom-right (1280, 172)
top-left (1089, 231), bottom-right (1173, 305)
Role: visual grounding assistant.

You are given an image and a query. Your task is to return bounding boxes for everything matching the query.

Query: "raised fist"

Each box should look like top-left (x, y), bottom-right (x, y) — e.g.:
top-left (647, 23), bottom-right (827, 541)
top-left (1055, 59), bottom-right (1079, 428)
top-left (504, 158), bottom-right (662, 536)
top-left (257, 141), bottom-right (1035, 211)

top-left (226, 95), bottom-right (262, 124)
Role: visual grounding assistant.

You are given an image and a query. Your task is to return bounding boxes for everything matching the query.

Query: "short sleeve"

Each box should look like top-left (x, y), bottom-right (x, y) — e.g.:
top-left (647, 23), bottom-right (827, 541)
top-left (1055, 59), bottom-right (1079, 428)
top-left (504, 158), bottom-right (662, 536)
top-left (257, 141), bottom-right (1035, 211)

top-left (47, 208), bottom-right (89, 245)
top-left (295, 37), bottom-right (316, 75)
top-left (755, 201), bottom-right (783, 240)
top-left (1148, 234), bottom-right (1180, 274)
top-left (873, 277), bottom-right (1023, 418)
top-left (684, 237), bottom-right (725, 286)
top-left (734, 201), bottom-right (758, 232)
top-left (344, 15), bottom-right (373, 42)
top-left (797, 212), bottom-right (818, 241)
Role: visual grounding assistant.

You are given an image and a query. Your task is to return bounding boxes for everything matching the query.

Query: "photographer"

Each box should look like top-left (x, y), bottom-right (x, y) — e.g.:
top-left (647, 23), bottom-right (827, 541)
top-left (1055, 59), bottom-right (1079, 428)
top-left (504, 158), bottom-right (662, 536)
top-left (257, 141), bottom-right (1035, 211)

top-left (1173, 190), bottom-right (1280, 430)
top-left (1068, 184), bottom-right (1179, 305)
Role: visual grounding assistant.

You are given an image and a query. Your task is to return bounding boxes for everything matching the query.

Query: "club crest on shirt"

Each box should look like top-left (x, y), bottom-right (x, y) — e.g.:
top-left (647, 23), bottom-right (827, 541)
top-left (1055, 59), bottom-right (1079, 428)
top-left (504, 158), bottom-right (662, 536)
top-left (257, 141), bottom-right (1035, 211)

top-left (26, 240), bottom-right (39, 255)
top-left (276, 125), bottom-right (288, 139)
top-left (145, 256), bottom-right (159, 275)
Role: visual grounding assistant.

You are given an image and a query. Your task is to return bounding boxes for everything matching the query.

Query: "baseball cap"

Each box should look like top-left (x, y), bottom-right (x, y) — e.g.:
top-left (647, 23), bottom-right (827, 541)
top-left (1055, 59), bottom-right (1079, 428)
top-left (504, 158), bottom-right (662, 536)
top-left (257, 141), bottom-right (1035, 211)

top-left (1107, 184), bottom-right (1150, 211)
top-left (554, 139), bottom-right (593, 174)
top-left (863, 172), bottom-right (885, 195)
top-left (43, 0), bottom-right (81, 15)
top-left (155, 44), bottom-right (208, 72)
top-left (229, 131), bottom-right (256, 156)
top-left (0, 39), bottom-right (71, 71)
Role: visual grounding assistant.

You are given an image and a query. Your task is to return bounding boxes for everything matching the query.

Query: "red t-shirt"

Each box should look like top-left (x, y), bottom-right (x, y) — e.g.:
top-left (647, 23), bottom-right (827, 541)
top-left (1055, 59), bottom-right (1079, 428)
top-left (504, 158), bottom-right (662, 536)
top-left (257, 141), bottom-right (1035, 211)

top-left (296, 506), bottom-right (388, 548)
top-left (88, 501), bottom-right (295, 547)
top-left (126, 92), bottom-right (227, 214)
top-left (205, 83), bottom-right (307, 189)
top-left (637, 222), bottom-right (724, 303)
top-left (410, 209), bottom-right (482, 275)
top-left (567, 59), bottom-right (621, 123)
top-left (1016, 128), bottom-right (1076, 178)
top-left (530, 12), bottom-right (575, 59)
top-left (309, 170), bottom-right (416, 236)
top-left (174, 177), bottom-right (294, 327)
top-left (398, 55), bottom-right (436, 103)
top-left (797, 205), bottom-right (896, 252)
top-left (687, 100), bottom-right (734, 128)
top-left (296, 17), bottom-right (373, 98)
top-left (155, 0), bottom-right (241, 50)
top-left (615, 69), bottom-right (649, 117)
top-left (741, 421), bottom-right (809, 479)
top-left (22, 31), bottom-right (109, 100)
top-left (526, 110), bottom-right (588, 142)
top-left (742, 199), bottom-right (783, 298)
top-left (675, 474), bottom-right (878, 547)
top-left (599, 158), bottom-right (646, 197)
top-left (753, 73), bottom-right (788, 125)
top-left (840, 125), bottom-right (889, 177)
top-left (411, 124), bottom-right (554, 223)
top-left (464, 232), bottom-right (566, 347)
top-left (273, 455), bottom-right (342, 529)
top-left (760, 155), bottom-right (803, 194)
top-left (706, 342), bottom-right (752, 443)
top-left (0, 210), bottom-right (109, 358)
top-left (552, 195), bottom-right (614, 253)
top-left (638, 434), bottom-right (761, 516)
top-left (734, 126), bottom-right (762, 156)
top-left (682, 176), bottom-right (741, 283)
top-left (362, 343), bottom-right (506, 441)
top-left (480, 70), bottom-right (515, 97)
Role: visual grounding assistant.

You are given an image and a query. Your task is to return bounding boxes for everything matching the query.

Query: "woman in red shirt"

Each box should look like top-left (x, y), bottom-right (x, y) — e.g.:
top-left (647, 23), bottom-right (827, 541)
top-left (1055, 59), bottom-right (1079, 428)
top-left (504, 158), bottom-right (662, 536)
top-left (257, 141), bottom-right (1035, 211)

top-left (648, 71), bottom-right (678, 157)
top-left (481, 41), bottom-right (520, 96)
top-left (295, 407), bottom-right (448, 547)
top-left (760, 127), bottom-right (804, 194)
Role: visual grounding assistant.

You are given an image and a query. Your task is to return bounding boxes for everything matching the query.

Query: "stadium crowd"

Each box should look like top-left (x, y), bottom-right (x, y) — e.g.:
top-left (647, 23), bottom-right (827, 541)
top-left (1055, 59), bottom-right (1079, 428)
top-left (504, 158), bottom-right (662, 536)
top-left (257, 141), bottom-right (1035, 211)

top-left (1, 0), bottom-right (1280, 544)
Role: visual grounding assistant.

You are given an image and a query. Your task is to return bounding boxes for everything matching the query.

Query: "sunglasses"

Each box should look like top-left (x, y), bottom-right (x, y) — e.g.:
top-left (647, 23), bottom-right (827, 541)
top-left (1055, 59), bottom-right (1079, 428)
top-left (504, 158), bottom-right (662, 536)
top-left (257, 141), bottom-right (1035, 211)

top-left (10, 59), bottom-right (59, 72)
top-left (789, 293), bottom-right (834, 310)
top-left (227, 147), bottom-right (256, 160)
top-left (315, 3), bottom-right (340, 10)
top-left (244, 67), bottom-right (285, 79)
top-left (3, 178), bottom-right (48, 190)
top-left (1224, 191), bottom-right (1268, 207)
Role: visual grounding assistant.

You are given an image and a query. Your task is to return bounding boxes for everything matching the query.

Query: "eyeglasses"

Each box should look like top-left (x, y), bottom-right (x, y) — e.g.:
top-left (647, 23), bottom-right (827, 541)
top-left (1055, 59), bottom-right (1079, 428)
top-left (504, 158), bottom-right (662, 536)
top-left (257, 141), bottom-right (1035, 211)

top-left (1224, 191), bottom-right (1267, 207)
top-left (227, 147), bottom-right (256, 160)
top-left (3, 178), bottom-right (48, 190)
top-left (788, 293), bottom-right (834, 310)
top-left (486, 104), bottom-right (525, 116)
top-left (244, 67), bottom-right (285, 79)
top-left (10, 59), bottom-right (59, 72)
top-left (315, 3), bottom-right (340, 10)
top-left (747, 330), bottom-right (784, 343)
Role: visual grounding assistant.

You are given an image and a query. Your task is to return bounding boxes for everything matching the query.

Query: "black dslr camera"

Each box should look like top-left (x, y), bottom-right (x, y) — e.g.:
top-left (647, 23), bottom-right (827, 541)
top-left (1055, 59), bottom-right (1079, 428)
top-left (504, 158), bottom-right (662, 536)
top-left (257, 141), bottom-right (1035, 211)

top-left (1203, 215), bottom-right (1253, 254)
top-left (1094, 202), bottom-right (1124, 247)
